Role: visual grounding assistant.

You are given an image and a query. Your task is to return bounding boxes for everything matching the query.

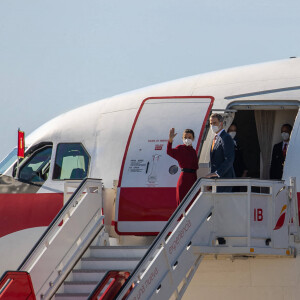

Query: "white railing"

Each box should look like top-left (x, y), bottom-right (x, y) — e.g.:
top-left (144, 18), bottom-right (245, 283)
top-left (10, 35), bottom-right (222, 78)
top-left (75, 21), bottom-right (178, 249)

top-left (63, 180), bottom-right (83, 203)
top-left (288, 177), bottom-right (300, 242)
top-left (197, 178), bottom-right (291, 253)
top-left (19, 178), bottom-right (105, 300)
top-left (116, 178), bottom-right (295, 300)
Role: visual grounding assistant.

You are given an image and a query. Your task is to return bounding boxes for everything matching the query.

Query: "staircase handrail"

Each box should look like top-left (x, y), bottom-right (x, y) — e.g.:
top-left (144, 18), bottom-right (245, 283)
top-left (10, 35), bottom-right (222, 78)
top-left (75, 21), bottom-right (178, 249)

top-left (88, 270), bottom-right (132, 300)
top-left (116, 176), bottom-right (205, 300)
top-left (18, 178), bottom-right (104, 299)
top-left (0, 271), bottom-right (36, 300)
top-left (18, 178), bottom-right (90, 269)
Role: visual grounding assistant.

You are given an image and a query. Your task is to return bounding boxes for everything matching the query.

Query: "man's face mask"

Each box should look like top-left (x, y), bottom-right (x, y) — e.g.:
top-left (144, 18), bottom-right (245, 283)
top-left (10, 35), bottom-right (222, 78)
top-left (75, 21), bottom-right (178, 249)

top-left (211, 125), bottom-right (220, 134)
top-left (228, 131), bottom-right (236, 139)
top-left (281, 132), bottom-right (290, 141)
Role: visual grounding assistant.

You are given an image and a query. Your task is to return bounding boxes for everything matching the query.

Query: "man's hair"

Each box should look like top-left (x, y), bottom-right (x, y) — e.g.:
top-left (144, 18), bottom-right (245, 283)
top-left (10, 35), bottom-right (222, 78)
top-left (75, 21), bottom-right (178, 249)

top-left (210, 113), bottom-right (223, 122)
top-left (183, 129), bottom-right (195, 138)
top-left (229, 122), bottom-right (237, 129)
top-left (282, 123), bottom-right (292, 132)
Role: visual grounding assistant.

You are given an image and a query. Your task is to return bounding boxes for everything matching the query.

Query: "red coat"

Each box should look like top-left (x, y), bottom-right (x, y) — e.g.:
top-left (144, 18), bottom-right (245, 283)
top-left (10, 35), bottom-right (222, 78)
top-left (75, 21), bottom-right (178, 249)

top-left (167, 142), bottom-right (198, 206)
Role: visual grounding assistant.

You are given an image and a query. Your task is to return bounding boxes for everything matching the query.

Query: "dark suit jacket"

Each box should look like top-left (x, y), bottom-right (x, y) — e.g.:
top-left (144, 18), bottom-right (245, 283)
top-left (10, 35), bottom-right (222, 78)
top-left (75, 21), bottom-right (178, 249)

top-left (270, 141), bottom-right (285, 179)
top-left (210, 130), bottom-right (235, 178)
top-left (233, 138), bottom-right (247, 177)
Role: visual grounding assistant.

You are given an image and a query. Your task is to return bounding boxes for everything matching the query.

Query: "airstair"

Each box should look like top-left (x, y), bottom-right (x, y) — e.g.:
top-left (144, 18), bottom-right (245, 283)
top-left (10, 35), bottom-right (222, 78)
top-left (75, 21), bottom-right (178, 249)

top-left (0, 177), bottom-right (298, 299)
top-left (115, 177), bottom-right (298, 299)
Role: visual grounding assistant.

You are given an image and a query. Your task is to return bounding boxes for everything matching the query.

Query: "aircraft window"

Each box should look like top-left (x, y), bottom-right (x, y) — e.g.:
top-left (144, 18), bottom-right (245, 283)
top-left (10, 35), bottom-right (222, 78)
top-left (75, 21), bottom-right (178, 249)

top-left (53, 143), bottom-right (90, 180)
top-left (18, 146), bottom-right (52, 182)
top-left (0, 148), bottom-right (18, 174)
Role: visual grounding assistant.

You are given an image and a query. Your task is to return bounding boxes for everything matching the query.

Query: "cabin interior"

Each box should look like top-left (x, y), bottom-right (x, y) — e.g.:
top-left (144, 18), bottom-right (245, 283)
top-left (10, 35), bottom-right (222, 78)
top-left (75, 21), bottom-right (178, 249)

top-left (198, 103), bottom-right (298, 181)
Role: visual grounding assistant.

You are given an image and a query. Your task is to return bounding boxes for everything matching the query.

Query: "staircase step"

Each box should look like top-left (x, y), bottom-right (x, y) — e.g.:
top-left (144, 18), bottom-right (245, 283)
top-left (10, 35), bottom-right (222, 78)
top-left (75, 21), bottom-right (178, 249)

top-left (90, 245), bottom-right (148, 258)
top-left (72, 269), bottom-right (108, 281)
top-left (54, 293), bottom-right (90, 300)
top-left (55, 245), bottom-right (147, 298)
top-left (63, 281), bottom-right (99, 293)
top-left (72, 268), bottom-right (134, 282)
top-left (81, 257), bottom-right (141, 269)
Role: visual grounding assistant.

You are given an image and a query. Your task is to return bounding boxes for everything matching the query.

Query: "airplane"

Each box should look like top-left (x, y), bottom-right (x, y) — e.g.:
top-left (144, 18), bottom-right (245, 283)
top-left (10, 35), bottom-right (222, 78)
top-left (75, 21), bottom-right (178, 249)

top-left (0, 57), bottom-right (300, 299)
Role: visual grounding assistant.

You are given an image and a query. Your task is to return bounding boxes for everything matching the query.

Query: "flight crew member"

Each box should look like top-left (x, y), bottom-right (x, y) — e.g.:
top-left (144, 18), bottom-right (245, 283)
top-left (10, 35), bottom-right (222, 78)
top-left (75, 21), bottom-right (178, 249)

top-left (270, 123), bottom-right (292, 179)
top-left (167, 128), bottom-right (198, 206)
top-left (206, 113), bottom-right (235, 192)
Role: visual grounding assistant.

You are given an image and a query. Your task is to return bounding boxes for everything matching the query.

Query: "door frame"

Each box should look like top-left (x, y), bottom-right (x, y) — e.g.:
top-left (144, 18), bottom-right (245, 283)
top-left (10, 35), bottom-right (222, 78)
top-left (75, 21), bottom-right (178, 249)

top-left (115, 96), bottom-right (214, 235)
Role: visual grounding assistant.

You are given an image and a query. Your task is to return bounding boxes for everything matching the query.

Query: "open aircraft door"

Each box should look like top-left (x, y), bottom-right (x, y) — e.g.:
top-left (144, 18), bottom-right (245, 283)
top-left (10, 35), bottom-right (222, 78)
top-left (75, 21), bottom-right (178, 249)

top-left (115, 96), bottom-right (214, 235)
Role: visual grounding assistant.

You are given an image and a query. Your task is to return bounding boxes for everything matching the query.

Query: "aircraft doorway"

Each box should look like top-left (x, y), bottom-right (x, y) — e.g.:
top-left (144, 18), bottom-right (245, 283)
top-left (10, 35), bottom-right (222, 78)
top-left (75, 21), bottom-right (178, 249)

top-left (230, 106), bottom-right (298, 180)
top-left (232, 110), bottom-right (260, 178)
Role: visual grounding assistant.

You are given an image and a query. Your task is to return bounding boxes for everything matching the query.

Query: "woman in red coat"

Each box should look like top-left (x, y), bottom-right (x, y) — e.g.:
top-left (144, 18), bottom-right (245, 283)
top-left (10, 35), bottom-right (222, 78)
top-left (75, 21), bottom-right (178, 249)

top-left (167, 128), bottom-right (198, 206)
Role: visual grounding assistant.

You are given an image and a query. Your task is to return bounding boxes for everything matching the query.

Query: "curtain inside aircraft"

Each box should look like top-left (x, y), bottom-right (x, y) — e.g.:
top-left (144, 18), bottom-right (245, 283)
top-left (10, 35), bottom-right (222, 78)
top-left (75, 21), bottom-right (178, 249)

top-left (254, 110), bottom-right (275, 179)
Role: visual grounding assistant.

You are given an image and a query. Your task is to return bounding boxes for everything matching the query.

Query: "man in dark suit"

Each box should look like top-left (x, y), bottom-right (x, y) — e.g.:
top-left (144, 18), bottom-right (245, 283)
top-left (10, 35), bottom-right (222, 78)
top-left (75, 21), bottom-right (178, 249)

top-left (270, 123), bottom-right (292, 179)
top-left (228, 123), bottom-right (248, 178)
top-left (206, 113), bottom-right (235, 192)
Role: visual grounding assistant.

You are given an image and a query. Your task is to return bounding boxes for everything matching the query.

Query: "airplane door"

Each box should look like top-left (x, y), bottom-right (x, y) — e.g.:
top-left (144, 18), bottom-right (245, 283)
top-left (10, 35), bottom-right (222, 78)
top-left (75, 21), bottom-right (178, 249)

top-left (115, 96), bottom-right (214, 235)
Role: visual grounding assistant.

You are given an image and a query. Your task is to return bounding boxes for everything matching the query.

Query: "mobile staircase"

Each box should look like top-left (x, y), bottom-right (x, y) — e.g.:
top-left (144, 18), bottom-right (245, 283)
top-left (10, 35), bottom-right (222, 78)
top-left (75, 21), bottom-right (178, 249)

top-left (0, 178), bottom-right (106, 300)
top-left (0, 177), bottom-right (299, 299)
top-left (114, 177), bottom-right (299, 299)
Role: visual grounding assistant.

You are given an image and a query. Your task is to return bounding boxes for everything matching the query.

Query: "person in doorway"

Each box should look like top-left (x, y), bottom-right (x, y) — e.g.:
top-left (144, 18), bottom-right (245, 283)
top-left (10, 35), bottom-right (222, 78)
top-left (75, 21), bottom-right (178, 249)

top-left (167, 128), bottom-right (198, 206)
top-left (206, 113), bottom-right (235, 192)
top-left (227, 123), bottom-right (248, 178)
top-left (270, 123), bottom-right (292, 179)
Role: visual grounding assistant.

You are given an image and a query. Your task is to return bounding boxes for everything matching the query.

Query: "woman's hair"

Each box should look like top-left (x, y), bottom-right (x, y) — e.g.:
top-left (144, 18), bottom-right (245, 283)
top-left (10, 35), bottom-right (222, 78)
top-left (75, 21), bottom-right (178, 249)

top-left (183, 129), bottom-right (195, 138)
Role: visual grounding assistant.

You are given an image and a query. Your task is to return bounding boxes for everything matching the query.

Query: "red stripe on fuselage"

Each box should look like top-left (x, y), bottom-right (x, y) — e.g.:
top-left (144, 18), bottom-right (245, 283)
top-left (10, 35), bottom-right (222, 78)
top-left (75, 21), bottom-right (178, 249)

top-left (118, 187), bottom-right (176, 221)
top-left (0, 193), bottom-right (63, 238)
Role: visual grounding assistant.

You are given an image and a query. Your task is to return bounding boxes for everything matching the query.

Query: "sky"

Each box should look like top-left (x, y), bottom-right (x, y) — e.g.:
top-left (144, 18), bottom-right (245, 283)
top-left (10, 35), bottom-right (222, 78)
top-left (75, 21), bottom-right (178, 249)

top-left (0, 0), bottom-right (299, 159)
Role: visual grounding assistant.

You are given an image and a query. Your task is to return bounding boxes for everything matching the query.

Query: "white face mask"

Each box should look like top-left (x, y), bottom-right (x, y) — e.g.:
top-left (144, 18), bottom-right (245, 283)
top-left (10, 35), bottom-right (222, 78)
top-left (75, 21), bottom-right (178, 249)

top-left (281, 132), bottom-right (290, 141)
top-left (211, 125), bottom-right (220, 134)
top-left (228, 131), bottom-right (236, 139)
top-left (183, 138), bottom-right (193, 146)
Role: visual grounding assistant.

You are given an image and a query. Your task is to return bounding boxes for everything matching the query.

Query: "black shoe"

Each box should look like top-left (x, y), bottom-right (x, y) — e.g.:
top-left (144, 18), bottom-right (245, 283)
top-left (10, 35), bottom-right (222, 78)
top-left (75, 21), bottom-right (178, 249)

top-left (217, 237), bottom-right (226, 245)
